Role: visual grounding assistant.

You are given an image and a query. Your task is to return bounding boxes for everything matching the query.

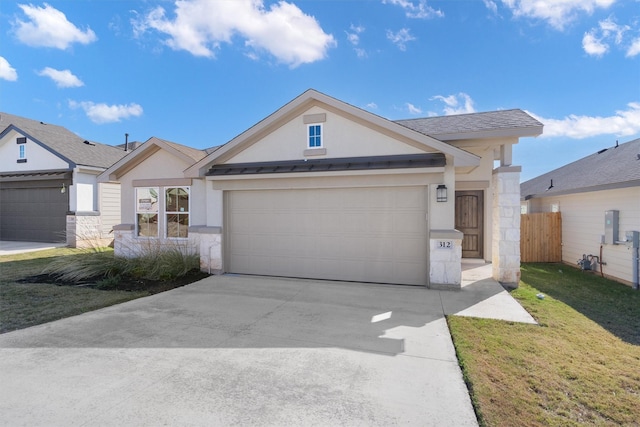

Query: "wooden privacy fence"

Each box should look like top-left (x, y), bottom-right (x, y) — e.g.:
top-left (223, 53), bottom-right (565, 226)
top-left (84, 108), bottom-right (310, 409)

top-left (520, 212), bottom-right (562, 262)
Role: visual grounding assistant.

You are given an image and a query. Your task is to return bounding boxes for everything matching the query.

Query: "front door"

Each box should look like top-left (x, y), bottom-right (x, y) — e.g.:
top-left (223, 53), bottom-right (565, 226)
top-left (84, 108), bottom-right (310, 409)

top-left (455, 190), bottom-right (483, 258)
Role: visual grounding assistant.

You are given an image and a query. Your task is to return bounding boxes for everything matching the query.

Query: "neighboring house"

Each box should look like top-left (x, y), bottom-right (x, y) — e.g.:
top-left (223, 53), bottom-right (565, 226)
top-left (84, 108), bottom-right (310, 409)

top-left (521, 138), bottom-right (640, 286)
top-left (99, 89), bottom-right (543, 289)
top-left (0, 112), bottom-right (130, 247)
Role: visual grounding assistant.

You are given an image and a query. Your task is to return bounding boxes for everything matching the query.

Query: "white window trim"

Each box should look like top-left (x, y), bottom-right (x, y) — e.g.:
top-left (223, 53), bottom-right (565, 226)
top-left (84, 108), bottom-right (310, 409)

top-left (135, 187), bottom-right (160, 239)
top-left (134, 186), bottom-right (190, 240)
top-left (307, 123), bottom-right (323, 149)
top-left (19, 145), bottom-right (26, 159)
top-left (164, 186), bottom-right (190, 239)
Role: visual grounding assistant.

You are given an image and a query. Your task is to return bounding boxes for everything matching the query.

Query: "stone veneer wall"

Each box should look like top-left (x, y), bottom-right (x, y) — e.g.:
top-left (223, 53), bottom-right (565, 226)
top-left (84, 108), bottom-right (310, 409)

top-left (66, 212), bottom-right (113, 248)
top-left (429, 229), bottom-right (463, 290)
top-left (491, 166), bottom-right (522, 287)
top-left (188, 226), bottom-right (223, 274)
top-left (111, 224), bottom-right (199, 259)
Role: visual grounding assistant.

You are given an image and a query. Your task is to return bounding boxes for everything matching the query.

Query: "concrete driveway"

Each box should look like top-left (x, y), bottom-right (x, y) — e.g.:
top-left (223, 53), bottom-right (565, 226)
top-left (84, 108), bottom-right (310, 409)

top-left (0, 271), bottom-right (533, 426)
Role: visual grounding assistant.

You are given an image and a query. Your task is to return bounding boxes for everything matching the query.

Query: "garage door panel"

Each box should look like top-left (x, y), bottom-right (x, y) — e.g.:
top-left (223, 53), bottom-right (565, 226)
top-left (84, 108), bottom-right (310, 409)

top-left (227, 186), bottom-right (427, 286)
top-left (395, 212), bottom-right (424, 234)
top-left (1, 184), bottom-right (68, 242)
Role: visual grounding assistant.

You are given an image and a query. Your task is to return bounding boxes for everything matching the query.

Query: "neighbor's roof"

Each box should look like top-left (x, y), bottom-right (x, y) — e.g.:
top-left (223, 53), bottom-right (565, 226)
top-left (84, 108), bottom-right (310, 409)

top-left (395, 109), bottom-right (543, 140)
top-left (521, 138), bottom-right (640, 199)
top-left (0, 112), bottom-right (128, 169)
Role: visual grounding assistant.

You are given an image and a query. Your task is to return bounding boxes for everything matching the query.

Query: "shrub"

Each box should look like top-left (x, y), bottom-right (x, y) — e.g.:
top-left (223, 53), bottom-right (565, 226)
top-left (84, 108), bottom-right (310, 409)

top-left (43, 241), bottom-right (200, 284)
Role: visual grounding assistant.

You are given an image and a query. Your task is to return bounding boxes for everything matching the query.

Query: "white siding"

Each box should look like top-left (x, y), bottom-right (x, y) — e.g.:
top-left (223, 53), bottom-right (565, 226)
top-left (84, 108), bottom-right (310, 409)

top-left (0, 130), bottom-right (68, 172)
top-left (99, 182), bottom-right (121, 236)
top-left (529, 187), bottom-right (640, 284)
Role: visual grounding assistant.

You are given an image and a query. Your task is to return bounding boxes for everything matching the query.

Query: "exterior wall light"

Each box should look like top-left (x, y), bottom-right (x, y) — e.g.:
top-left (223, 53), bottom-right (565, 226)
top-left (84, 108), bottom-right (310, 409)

top-left (60, 183), bottom-right (66, 194)
top-left (436, 184), bottom-right (447, 202)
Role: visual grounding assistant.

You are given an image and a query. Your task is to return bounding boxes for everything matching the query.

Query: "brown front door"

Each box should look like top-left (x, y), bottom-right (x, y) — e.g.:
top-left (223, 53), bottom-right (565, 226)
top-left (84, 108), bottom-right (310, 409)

top-left (455, 190), bottom-right (483, 258)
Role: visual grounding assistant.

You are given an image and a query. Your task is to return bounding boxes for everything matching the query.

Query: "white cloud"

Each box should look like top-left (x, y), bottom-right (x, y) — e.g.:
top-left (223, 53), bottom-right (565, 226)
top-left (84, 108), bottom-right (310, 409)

top-left (37, 67), bottom-right (83, 88)
top-left (14, 3), bottom-right (97, 49)
top-left (346, 24), bottom-right (367, 58)
top-left (582, 31), bottom-right (608, 56)
top-left (500, 0), bottom-right (615, 30)
top-left (583, 17), bottom-right (639, 58)
top-left (627, 37), bottom-right (640, 57)
top-left (406, 103), bottom-right (423, 115)
top-left (531, 102), bottom-right (640, 139)
top-left (383, 0), bottom-right (444, 19)
top-left (69, 100), bottom-right (143, 124)
top-left (346, 24), bottom-right (364, 46)
top-left (0, 57), bottom-right (18, 81)
top-left (386, 28), bottom-right (416, 51)
top-left (431, 93), bottom-right (476, 115)
top-left (367, 102), bottom-right (378, 110)
top-left (133, 0), bottom-right (336, 68)
top-left (484, 0), bottom-right (498, 15)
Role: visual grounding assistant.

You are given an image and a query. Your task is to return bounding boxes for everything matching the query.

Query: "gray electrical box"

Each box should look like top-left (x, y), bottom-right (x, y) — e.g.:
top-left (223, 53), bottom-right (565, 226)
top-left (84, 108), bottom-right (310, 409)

top-left (625, 231), bottom-right (639, 249)
top-left (604, 210), bottom-right (619, 244)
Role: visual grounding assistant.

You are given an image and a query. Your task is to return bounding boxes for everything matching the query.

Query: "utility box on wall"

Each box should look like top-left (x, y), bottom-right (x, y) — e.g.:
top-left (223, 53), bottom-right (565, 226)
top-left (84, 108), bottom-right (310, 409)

top-left (604, 210), bottom-right (619, 244)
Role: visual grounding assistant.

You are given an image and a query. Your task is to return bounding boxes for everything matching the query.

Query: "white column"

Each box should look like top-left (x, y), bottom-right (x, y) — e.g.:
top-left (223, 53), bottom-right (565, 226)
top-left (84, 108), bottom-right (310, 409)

top-left (492, 166), bottom-right (522, 287)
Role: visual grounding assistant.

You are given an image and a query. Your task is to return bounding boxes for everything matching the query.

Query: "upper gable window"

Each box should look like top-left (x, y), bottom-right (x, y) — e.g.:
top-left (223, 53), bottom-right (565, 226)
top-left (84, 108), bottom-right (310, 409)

top-left (17, 137), bottom-right (26, 163)
top-left (308, 124), bottom-right (323, 148)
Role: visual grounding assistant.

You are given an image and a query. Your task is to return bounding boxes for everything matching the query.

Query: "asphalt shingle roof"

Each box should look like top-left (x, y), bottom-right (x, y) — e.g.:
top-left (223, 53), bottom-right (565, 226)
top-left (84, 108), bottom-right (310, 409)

top-left (521, 138), bottom-right (640, 198)
top-left (395, 109), bottom-right (543, 139)
top-left (0, 112), bottom-right (129, 169)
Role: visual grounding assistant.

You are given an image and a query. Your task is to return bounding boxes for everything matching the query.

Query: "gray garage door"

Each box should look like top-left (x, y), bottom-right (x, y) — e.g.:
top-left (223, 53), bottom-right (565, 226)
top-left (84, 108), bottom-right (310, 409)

top-left (0, 180), bottom-right (69, 243)
top-left (226, 186), bottom-right (428, 286)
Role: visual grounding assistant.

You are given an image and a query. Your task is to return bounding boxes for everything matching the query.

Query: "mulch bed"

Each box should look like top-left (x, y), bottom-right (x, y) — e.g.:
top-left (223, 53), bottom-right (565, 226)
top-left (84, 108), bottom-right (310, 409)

top-left (17, 270), bottom-right (210, 294)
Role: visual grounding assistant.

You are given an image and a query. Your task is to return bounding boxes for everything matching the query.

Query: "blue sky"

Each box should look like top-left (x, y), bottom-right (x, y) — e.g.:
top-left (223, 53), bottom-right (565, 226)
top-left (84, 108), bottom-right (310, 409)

top-left (1, 0), bottom-right (638, 181)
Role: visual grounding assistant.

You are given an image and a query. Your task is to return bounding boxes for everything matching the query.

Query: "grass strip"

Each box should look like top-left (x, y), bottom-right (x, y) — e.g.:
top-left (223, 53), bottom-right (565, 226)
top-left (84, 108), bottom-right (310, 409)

top-left (448, 263), bottom-right (640, 426)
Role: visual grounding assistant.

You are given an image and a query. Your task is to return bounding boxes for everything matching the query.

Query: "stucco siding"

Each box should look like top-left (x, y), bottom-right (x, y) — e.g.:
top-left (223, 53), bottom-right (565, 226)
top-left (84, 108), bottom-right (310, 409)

top-left (226, 106), bottom-right (427, 164)
top-left (119, 149), bottom-right (195, 222)
top-left (0, 130), bottom-right (69, 172)
top-left (72, 171), bottom-right (98, 212)
top-left (529, 187), bottom-right (640, 284)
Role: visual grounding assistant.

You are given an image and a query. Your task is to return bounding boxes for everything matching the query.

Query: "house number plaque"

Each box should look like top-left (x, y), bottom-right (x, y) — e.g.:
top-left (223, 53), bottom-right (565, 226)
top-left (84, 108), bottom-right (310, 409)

top-left (437, 240), bottom-right (454, 249)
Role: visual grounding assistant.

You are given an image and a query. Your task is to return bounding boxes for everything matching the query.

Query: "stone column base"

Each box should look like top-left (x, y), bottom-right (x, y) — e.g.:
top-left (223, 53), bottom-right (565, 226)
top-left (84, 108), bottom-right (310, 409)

top-left (188, 226), bottom-right (223, 275)
top-left (429, 230), bottom-right (463, 290)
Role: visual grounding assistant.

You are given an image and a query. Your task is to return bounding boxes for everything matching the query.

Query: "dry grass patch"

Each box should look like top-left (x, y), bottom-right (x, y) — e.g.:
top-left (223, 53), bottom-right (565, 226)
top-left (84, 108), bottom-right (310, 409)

top-left (0, 247), bottom-right (206, 334)
top-left (449, 263), bottom-right (640, 426)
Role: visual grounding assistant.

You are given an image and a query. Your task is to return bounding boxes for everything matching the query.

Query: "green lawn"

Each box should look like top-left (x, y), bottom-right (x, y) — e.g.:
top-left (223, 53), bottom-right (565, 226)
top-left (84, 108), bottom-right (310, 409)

top-left (0, 248), bottom-right (147, 334)
top-left (448, 263), bottom-right (640, 426)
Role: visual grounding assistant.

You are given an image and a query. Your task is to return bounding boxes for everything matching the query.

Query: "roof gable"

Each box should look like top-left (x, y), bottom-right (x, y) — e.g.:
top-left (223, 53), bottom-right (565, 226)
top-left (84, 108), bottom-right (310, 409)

top-left (185, 89), bottom-right (482, 177)
top-left (521, 138), bottom-right (640, 198)
top-left (98, 136), bottom-right (208, 182)
top-left (0, 112), bottom-right (128, 169)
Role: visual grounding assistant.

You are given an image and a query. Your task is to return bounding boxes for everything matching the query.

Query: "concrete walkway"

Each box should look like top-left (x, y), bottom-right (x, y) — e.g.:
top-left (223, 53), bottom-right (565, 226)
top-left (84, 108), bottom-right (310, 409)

top-left (0, 264), bottom-right (534, 426)
top-left (0, 240), bottom-right (67, 256)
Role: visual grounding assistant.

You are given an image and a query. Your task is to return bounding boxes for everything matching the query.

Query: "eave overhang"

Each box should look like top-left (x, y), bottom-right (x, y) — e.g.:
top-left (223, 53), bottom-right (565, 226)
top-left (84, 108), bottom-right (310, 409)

top-left (207, 153), bottom-right (446, 177)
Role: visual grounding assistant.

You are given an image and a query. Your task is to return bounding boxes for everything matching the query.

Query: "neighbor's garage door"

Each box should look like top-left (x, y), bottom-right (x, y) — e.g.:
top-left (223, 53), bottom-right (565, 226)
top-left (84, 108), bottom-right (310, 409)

top-left (226, 186), bottom-right (428, 285)
top-left (0, 180), bottom-right (68, 242)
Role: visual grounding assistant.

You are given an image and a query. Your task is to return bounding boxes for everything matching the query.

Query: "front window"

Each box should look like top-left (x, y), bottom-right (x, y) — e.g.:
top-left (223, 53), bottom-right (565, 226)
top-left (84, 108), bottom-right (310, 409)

top-left (136, 188), bottom-right (159, 237)
top-left (165, 187), bottom-right (189, 238)
top-left (308, 124), bottom-right (322, 148)
top-left (135, 186), bottom-right (189, 238)
top-left (19, 145), bottom-right (25, 159)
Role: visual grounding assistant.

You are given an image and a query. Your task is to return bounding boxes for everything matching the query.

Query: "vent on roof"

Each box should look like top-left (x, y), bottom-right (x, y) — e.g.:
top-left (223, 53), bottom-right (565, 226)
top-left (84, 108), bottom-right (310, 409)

top-left (597, 148), bottom-right (608, 154)
top-left (83, 140), bottom-right (95, 146)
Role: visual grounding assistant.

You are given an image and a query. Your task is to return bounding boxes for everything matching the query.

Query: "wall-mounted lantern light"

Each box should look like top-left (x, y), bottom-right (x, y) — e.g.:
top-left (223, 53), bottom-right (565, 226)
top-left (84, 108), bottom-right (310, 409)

top-left (436, 184), bottom-right (447, 202)
top-left (60, 183), bottom-right (66, 194)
